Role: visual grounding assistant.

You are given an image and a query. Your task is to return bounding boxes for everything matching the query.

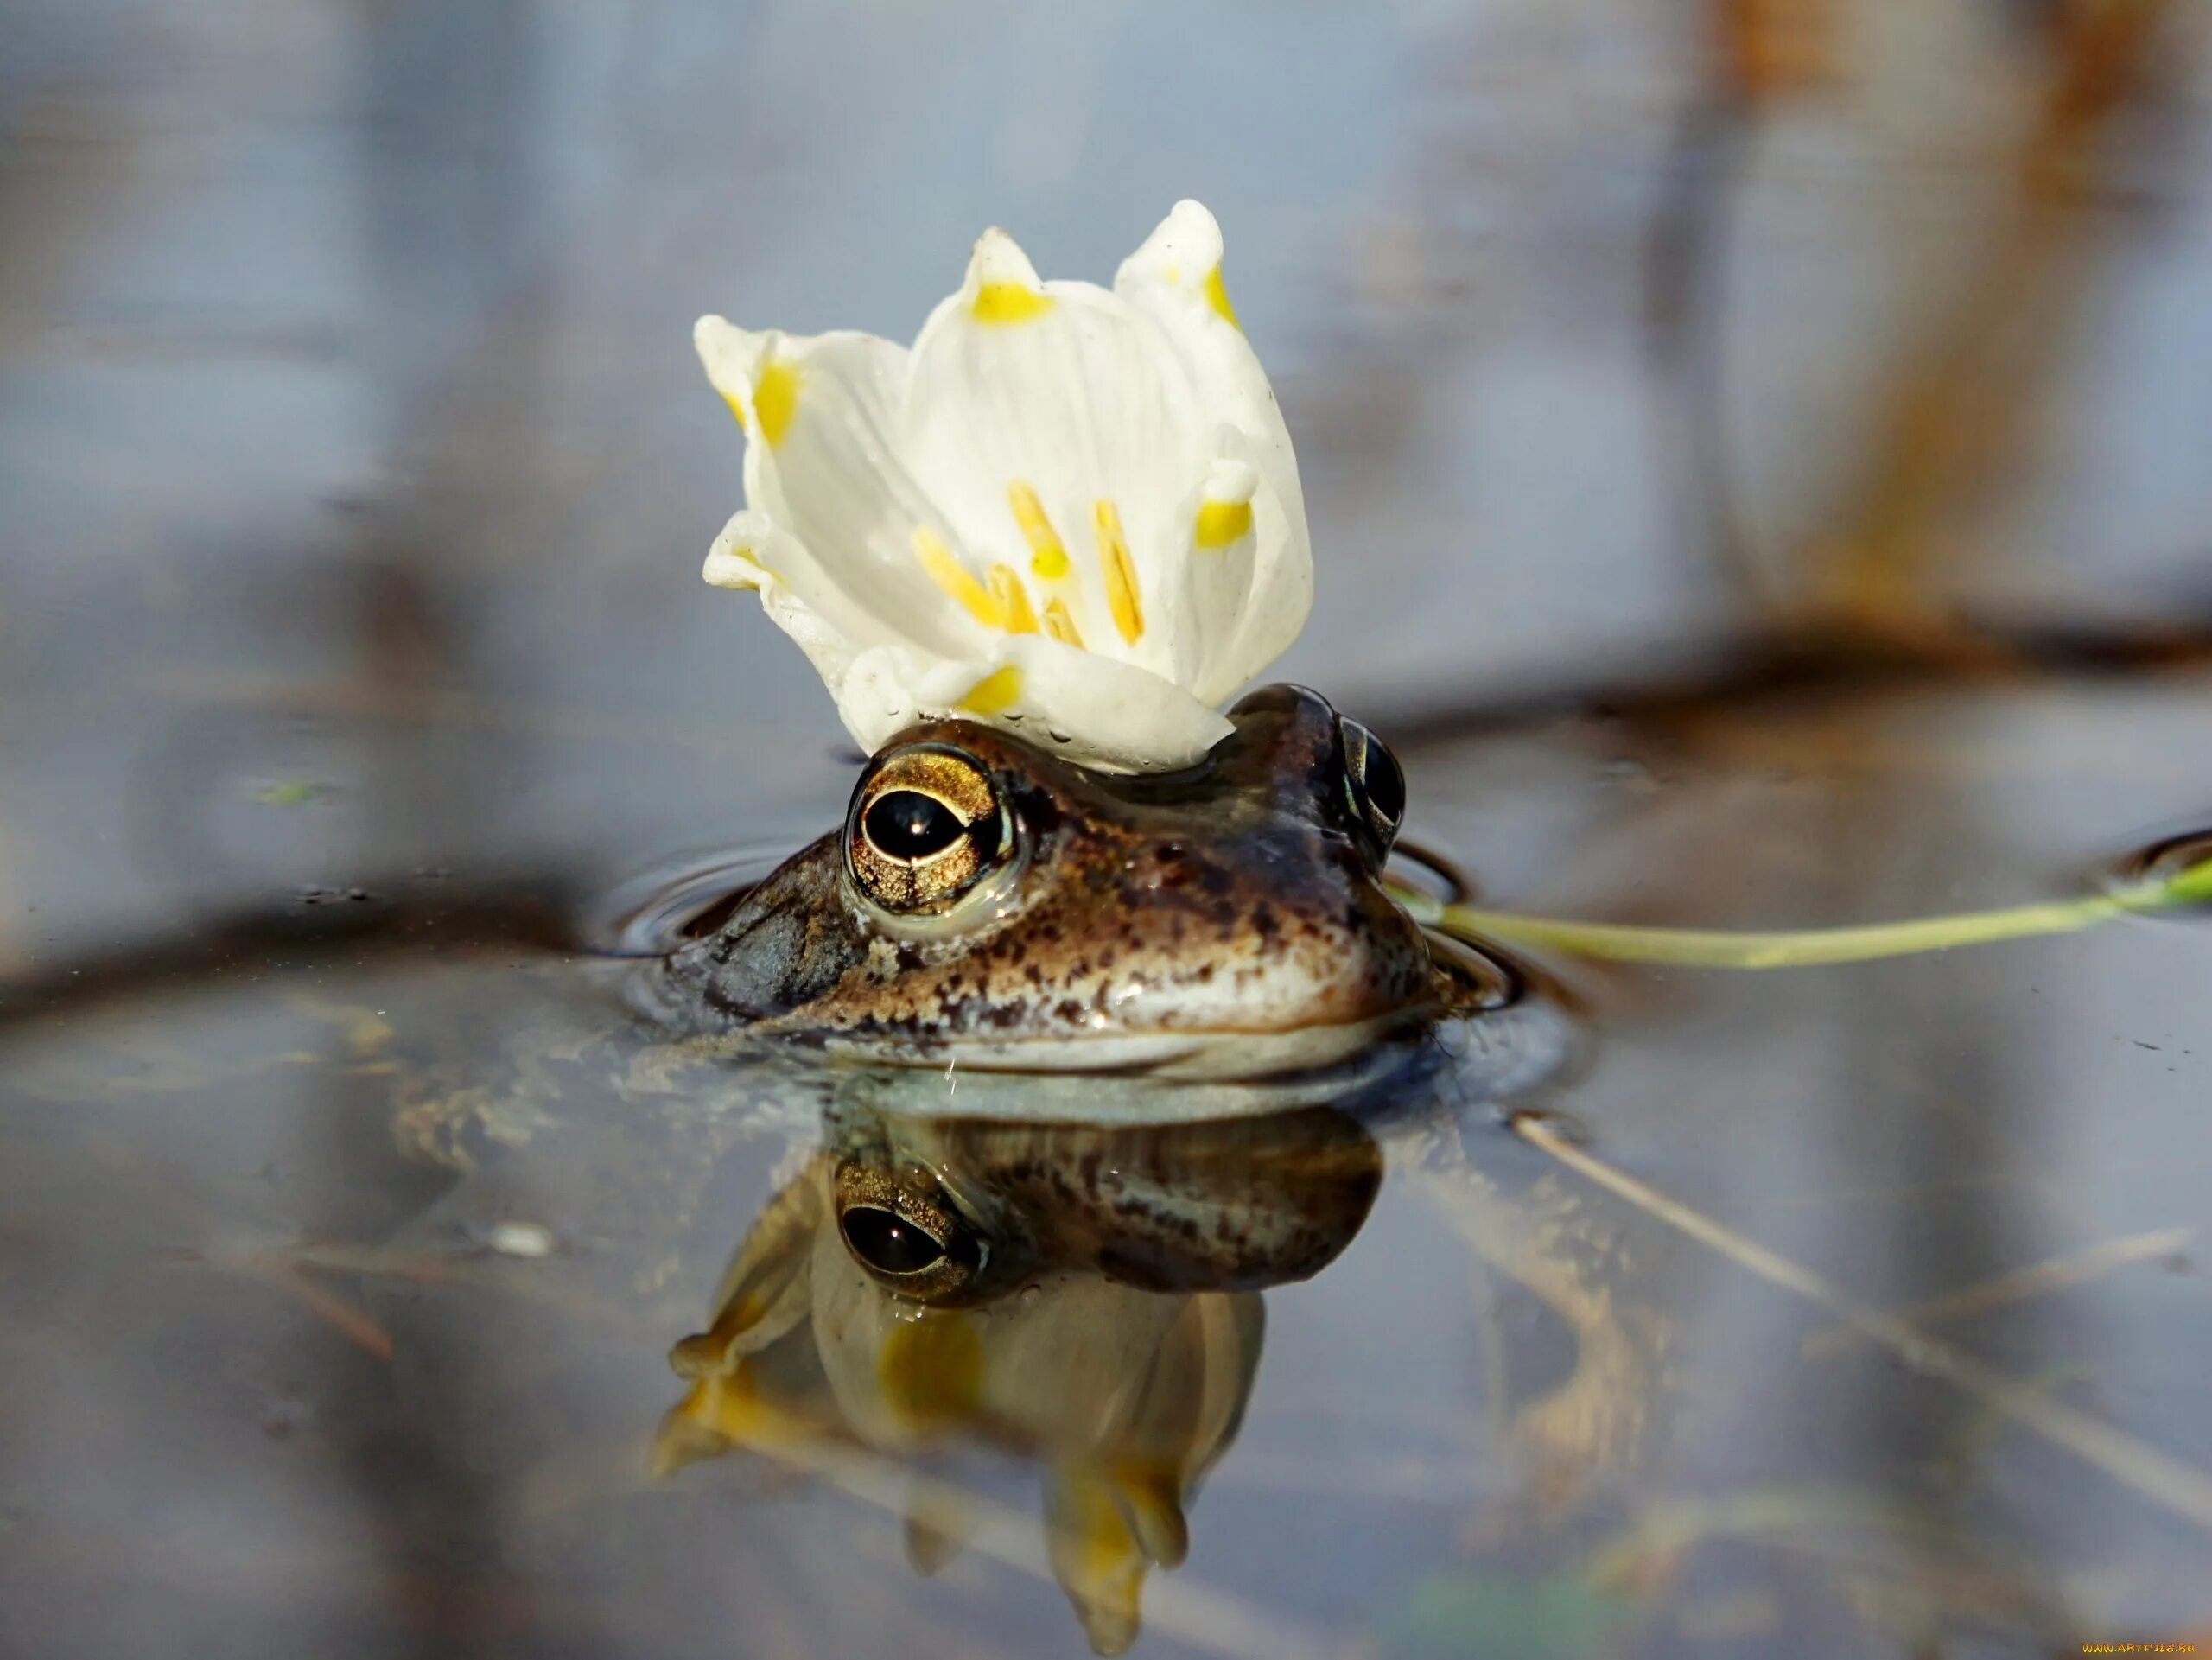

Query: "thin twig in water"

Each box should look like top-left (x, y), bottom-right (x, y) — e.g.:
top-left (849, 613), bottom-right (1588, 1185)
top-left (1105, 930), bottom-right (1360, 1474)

top-left (190, 1256), bottom-right (396, 1361)
top-left (1511, 1116), bottom-right (2212, 1532)
top-left (1800, 1227), bottom-right (2194, 1360)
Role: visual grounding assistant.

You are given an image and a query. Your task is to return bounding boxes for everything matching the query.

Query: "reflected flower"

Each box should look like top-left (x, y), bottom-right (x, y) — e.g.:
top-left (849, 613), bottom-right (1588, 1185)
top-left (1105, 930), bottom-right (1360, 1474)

top-left (695, 200), bottom-right (1311, 773)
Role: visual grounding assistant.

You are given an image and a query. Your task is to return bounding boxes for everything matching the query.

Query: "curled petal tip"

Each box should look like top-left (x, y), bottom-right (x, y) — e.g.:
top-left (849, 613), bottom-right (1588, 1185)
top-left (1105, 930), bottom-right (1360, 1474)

top-left (1123, 199), bottom-right (1225, 287)
top-left (966, 227), bottom-right (1055, 322)
top-left (702, 546), bottom-right (765, 590)
top-left (969, 226), bottom-right (1043, 291)
top-left (1166, 198), bottom-right (1224, 244)
top-left (695, 315), bottom-right (772, 403)
top-left (702, 511), bottom-right (782, 590)
top-left (694, 314), bottom-right (759, 359)
top-left (1202, 456), bottom-right (1259, 504)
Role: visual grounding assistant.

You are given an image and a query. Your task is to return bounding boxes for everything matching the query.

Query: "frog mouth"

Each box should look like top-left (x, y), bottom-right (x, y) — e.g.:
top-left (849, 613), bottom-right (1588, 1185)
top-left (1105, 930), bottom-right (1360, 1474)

top-left (772, 973), bottom-right (1573, 1112)
top-left (810, 1005), bottom-right (1440, 1083)
top-left (720, 923), bottom-right (1541, 1084)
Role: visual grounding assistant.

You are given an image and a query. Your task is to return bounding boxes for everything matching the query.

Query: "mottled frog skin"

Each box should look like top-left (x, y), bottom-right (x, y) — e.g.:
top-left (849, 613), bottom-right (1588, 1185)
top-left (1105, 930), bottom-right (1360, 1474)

top-left (659, 685), bottom-right (1467, 1077)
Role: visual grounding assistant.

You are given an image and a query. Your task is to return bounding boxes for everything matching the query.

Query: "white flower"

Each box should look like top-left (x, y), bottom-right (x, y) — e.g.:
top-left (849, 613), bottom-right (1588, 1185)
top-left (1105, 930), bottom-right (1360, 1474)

top-left (694, 200), bottom-right (1311, 773)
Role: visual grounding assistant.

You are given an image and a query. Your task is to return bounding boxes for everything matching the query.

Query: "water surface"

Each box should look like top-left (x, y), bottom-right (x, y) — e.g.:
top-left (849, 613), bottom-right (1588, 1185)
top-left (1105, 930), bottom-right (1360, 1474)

top-left (5, 2), bottom-right (2212, 1655)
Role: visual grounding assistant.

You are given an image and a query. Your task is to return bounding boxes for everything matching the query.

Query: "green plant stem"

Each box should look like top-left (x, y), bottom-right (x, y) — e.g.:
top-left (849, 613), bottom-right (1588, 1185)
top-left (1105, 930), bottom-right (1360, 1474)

top-left (1393, 860), bottom-right (2209, 970)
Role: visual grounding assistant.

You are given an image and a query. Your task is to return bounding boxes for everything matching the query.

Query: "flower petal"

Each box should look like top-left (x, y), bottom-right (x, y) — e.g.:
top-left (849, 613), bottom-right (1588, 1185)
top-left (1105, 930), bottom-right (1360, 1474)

top-left (1115, 201), bottom-right (1313, 694)
top-left (1114, 202), bottom-right (1302, 534)
top-left (702, 509), bottom-right (884, 696)
top-left (1191, 429), bottom-right (1310, 703)
top-left (842, 635), bottom-right (1233, 773)
top-left (898, 229), bottom-right (1209, 685)
top-left (1165, 454), bottom-right (1258, 701)
top-left (696, 317), bottom-right (983, 661)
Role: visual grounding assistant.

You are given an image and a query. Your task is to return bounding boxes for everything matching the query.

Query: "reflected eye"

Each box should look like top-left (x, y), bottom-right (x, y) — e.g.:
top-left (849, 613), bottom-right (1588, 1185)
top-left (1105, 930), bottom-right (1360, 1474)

top-left (839, 1205), bottom-right (947, 1275)
top-left (847, 745), bottom-right (1013, 913)
top-left (1339, 717), bottom-right (1406, 860)
top-left (833, 1159), bottom-right (989, 1302)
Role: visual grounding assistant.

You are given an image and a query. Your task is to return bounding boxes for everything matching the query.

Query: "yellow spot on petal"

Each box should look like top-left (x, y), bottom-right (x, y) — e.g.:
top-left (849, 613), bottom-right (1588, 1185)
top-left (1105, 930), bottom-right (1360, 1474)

top-left (912, 527), bottom-right (1006, 629)
top-left (1094, 500), bottom-right (1143, 646)
top-left (1007, 480), bottom-right (1071, 581)
top-left (971, 282), bottom-right (1055, 325)
top-left (719, 390), bottom-right (750, 431)
top-left (1204, 264), bottom-right (1242, 331)
top-left (753, 358), bottom-right (801, 447)
top-left (988, 564), bottom-right (1039, 633)
top-left (1041, 598), bottom-right (1084, 649)
top-left (879, 1313), bottom-right (986, 1428)
top-left (957, 664), bottom-right (1025, 716)
top-left (1194, 498), bottom-right (1254, 549)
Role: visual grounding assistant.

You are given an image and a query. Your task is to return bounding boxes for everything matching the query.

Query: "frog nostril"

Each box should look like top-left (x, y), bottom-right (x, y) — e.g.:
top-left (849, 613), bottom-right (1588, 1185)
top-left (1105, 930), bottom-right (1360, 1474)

top-left (1151, 843), bottom-right (1193, 887)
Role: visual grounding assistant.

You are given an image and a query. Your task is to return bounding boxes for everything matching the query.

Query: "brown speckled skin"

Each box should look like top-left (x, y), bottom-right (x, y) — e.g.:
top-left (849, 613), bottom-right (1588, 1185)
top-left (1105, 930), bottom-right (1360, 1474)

top-left (661, 685), bottom-right (1446, 1061)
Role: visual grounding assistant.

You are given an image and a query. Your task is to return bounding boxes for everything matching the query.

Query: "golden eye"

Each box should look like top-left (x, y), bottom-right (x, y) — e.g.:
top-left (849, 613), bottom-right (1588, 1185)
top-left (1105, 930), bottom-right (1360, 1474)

top-left (833, 1159), bottom-right (987, 1302)
top-left (846, 745), bottom-right (1011, 913)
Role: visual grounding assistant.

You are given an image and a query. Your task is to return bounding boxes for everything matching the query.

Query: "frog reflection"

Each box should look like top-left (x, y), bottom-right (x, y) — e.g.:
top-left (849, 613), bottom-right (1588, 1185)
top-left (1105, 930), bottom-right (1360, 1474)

top-left (654, 1102), bottom-right (1382, 1654)
top-left (654, 685), bottom-right (1503, 1079)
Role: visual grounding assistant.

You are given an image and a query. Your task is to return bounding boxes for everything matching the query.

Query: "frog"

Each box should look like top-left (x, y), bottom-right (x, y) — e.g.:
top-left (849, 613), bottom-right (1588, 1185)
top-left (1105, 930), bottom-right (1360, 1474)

top-left (652, 1081), bottom-right (1669, 1654)
top-left (652, 684), bottom-right (1498, 1079)
top-left (654, 1098), bottom-right (1386, 1655)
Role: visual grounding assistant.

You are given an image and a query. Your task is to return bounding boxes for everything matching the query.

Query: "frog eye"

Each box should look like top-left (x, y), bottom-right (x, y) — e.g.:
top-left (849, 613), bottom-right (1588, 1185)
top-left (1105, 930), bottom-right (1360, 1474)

top-left (839, 1205), bottom-right (947, 1275)
top-left (833, 1160), bottom-right (987, 1301)
top-left (847, 744), bottom-right (1013, 914)
top-left (1338, 717), bottom-right (1406, 859)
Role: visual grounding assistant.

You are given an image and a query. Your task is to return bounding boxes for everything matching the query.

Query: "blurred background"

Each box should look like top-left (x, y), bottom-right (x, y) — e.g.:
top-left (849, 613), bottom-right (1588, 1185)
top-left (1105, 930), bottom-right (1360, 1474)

top-left (3, 1), bottom-right (2212, 1656)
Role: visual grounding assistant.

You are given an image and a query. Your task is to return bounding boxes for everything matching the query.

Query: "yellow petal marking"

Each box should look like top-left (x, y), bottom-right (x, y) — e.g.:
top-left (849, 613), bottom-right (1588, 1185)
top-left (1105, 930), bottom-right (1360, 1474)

top-left (1094, 501), bottom-right (1143, 645)
top-left (1041, 598), bottom-right (1084, 649)
top-left (988, 564), bottom-right (1039, 633)
top-left (912, 527), bottom-right (1007, 630)
top-left (719, 390), bottom-right (750, 431)
top-left (957, 664), bottom-right (1025, 716)
top-left (752, 358), bottom-right (801, 447)
top-left (1194, 498), bottom-right (1254, 550)
top-left (1007, 480), bottom-right (1072, 581)
top-left (1204, 264), bottom-right (1242, 331)
top-left (971, 283), bottom-right (1056, 325)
